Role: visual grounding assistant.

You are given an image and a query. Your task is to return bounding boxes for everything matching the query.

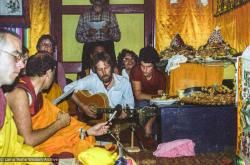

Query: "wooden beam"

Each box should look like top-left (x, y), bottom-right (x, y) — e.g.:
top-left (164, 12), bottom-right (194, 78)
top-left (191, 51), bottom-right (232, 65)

top-left (62, 4), bottom-right (145, 14)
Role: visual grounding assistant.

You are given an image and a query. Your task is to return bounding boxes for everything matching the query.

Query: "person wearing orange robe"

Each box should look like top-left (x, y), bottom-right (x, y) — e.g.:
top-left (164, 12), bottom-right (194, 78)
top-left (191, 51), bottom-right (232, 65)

top-left (6, 52), bottom-right (109, 157)
top-left (0, 29), bottom-right (49, 164)
top-left (43, 82), bottom-right (69, 113)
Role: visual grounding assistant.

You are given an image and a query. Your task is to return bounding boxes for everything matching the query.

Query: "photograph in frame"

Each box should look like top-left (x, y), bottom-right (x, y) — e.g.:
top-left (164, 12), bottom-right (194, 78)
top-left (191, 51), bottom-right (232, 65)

top-left (0, 0), bottom-right (23, 16)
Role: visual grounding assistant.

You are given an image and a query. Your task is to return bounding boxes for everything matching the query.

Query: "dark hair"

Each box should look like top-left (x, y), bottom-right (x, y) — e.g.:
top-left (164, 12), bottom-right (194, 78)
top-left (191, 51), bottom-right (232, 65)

top-left (36, 34), bottom-right (56, 53)
top-left (89, 42), bottom-right (106, 55)
top-left (82, 41), bottom-right (108, 69)
top-left (139, 46), bottom-right (160, 65)
top-left (22, 46), bottom-right (29, 55)
top-left (88, 42), bottom-right (106, 68)
top-left (26, 51), bottom-right (57, 77)
top-left (92, 52), bottom-right (114, 73)
top-left (117, 49), bottom-right (138, 71)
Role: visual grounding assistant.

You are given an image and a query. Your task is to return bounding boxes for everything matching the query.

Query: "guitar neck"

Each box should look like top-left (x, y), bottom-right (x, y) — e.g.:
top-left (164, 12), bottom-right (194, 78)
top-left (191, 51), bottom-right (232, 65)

top-left (96, 108), bottom-right (115, 114)
top-left (96, 107), bottom-right (135, 114)
top-left (96, 106), bottom-right (157, 118)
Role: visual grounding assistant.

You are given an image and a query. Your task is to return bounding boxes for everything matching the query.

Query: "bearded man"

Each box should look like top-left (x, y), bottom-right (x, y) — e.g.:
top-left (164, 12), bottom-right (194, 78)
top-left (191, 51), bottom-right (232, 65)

top-left (64, 52), bottom-right (134, 119)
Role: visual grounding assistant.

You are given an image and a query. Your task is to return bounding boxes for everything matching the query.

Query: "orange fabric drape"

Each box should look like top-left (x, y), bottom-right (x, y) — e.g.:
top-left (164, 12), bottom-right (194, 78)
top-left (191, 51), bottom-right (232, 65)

top-left (29, 0), bottom-right (50, 54)
top-left (156, 0), bottom-right (250, 53)
top-left (167, 63), bottom-right (224, 96)
top-left (43, 82), bottom-right (69, 113)
top-left (33, 97), bottom-right (95, 157)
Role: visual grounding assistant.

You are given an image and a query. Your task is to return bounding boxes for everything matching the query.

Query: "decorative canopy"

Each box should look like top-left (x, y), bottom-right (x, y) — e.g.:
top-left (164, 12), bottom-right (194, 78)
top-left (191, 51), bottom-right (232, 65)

top-left (170, 33), bottom-right (185, 49)
top-left (207, 26), bottom-right (225, 45)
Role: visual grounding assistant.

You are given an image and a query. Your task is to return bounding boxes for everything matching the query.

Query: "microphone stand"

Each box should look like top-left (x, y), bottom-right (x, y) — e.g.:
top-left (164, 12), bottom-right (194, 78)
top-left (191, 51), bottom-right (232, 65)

top-left (124, 105), bottom-right (146, 151)
top-left (108, 130), bottom-right (127, 155)
top-left (125, 125), bottom-right (141, 152)
top-left (109, 104), bottom-right (145, 152)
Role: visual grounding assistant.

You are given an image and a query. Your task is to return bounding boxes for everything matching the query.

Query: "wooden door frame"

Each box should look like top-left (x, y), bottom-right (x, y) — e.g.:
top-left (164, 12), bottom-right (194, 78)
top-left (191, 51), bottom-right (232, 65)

top-left (50, 0), bottom-right (155, 74)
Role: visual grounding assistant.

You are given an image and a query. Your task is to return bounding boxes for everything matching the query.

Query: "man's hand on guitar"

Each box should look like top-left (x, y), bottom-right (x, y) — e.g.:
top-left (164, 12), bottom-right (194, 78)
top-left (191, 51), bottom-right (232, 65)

top-left (79, 103), bottom-right (97, 118)
top-left (87, 122), bottom-right (109, 136)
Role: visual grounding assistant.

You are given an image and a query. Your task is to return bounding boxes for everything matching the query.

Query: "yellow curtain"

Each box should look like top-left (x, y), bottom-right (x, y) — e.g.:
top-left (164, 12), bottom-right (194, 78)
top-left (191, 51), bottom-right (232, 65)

top-left (214, 2), bottom-right (250, 51)
top-left (156, 0), bottom-right (214, 51)
top-left (28, 0), bottom-right (50, 54)
top-left (156, 0), bottom-right (250, 52)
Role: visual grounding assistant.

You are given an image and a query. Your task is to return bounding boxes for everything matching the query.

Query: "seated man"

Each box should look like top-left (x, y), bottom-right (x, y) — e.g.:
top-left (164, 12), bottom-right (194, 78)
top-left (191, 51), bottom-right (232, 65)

top-left (36, 34), bottom-right (69, 113)
top-left (2, 45), bottom-right (29, 93)
top-left (6, 52), bottom-right (109, 157)
top-left (117, 49), bottom-right (138, 79)
top-left (64, 52), bottom-right (134, 119)
top-left (36, 34), bottom-right (67, 89)
top-left (130, 46), bottom-right (166, 137)
top-left (0, 29), bottom-right (48, 162)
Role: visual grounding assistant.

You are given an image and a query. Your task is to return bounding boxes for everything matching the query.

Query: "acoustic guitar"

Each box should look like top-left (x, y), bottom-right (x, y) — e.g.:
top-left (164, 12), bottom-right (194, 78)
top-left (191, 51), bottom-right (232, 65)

top-left (75, 90), bottom-right (158, 123)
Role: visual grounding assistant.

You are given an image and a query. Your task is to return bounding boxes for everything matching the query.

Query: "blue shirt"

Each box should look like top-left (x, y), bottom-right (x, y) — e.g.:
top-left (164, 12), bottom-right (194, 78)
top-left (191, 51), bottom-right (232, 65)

top-left (64, 73), bottom-right (134, 108)
top-left (121, 69), bottom-right (129, 80)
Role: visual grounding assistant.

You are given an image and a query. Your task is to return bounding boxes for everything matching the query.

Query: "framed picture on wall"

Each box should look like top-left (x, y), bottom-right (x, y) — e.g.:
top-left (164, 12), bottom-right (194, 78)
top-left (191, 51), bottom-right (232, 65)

top-left (0, 0), bottom-right (30, 27)
top-left (215, 0), bottom-right (250, 16)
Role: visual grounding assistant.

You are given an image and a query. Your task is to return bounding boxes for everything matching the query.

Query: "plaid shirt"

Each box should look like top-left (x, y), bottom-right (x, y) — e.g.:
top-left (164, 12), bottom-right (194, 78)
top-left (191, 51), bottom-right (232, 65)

top-left (75, 7), bottom-right (121, 43)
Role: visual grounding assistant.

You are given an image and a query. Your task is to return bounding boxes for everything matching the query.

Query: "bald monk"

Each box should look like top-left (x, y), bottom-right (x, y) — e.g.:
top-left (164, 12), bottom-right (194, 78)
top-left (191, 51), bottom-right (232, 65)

top-left (7, 52), bottom-right (109, 157)
top-left (0, 29), bottom-right (49, 164)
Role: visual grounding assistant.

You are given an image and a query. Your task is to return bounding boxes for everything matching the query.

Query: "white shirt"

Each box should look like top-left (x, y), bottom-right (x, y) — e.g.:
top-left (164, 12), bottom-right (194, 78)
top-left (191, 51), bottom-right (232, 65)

top-left (64, 73), bottom-right (134, 108)
top-left (121, 69), bottom-right (129, 80)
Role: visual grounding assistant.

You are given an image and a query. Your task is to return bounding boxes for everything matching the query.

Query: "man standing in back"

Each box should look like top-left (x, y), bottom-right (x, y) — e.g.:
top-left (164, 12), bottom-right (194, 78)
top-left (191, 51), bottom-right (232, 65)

top-left (76, 0), bottom-right (121, 72)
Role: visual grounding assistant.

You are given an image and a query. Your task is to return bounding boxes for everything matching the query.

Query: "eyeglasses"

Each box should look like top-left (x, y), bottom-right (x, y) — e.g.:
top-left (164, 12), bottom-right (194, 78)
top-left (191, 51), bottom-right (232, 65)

top-left (123, 57), bottom-right (135, 62)
top-left (0, 49), bottom-right (25, 62)
top-left (40, 42), bottom-right (52, 48)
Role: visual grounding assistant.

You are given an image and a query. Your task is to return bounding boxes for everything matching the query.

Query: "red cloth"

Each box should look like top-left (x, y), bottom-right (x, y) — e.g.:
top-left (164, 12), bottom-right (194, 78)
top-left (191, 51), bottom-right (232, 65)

top-left (130, 65), bottom-right (166, 95)
top-left (16, 76), bottom-right (43, 116)
top-left (0, 88), bottom-right (6, 129)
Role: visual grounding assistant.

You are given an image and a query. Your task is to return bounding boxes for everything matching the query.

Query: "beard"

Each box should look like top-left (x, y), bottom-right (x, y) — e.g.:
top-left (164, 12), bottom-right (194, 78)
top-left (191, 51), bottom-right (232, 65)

top-left (99, 74), bottom-right (112, 84)
top-left (143, 72), bottom-right (153, 80)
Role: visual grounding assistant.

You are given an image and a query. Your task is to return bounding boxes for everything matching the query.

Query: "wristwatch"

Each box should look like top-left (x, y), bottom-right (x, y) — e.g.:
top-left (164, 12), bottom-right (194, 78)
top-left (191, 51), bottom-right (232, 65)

top-left (79, 128), bottom-right (89, 139)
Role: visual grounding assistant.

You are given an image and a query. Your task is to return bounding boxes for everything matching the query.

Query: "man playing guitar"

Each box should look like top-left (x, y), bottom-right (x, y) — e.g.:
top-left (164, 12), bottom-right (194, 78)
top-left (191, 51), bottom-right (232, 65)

top-left (64, 52), bottom-right (134, 119)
